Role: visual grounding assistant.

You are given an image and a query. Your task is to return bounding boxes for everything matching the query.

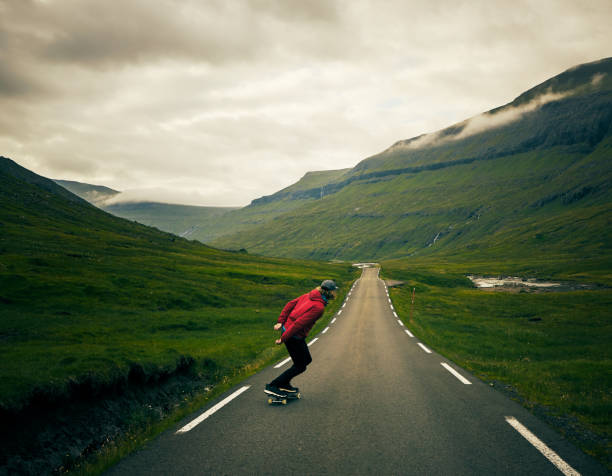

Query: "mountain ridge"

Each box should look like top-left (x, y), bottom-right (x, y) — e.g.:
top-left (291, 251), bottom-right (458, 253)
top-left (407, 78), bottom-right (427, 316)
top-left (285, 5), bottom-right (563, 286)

top-left (209, 57), bottom-right (612, 273)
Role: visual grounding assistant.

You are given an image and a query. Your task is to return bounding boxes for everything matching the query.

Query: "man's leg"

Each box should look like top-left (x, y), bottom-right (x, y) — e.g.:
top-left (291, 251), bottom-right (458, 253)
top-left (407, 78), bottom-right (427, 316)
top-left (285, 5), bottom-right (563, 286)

top-left (269, 338), bottom-right (312, 388)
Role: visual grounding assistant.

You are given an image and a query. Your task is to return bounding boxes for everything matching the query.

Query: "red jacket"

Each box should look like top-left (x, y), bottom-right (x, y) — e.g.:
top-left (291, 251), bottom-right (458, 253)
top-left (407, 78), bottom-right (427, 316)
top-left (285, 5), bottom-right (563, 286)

top-left (277, 289), bottom-right (327, 342)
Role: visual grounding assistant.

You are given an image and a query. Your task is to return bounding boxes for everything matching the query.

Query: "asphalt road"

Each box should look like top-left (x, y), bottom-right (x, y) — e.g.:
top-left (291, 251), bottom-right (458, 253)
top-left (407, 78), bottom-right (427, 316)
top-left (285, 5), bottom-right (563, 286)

top-left (106, 267), bottom-right (606, 475)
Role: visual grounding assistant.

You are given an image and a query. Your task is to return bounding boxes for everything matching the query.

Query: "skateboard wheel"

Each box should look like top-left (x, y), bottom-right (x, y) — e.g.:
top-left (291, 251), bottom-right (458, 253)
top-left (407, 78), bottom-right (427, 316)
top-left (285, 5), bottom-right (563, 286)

top-left (268, 398), bottom-right (273, 404)
top-left (296, 393), bottom-right (301, 399)
top-left (282, 399), bottom-right (287, 405)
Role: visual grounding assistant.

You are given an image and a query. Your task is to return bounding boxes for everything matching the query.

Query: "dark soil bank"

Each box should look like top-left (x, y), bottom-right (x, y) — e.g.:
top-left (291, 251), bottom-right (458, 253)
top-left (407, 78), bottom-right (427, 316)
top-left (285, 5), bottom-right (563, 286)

top-left (0, 360), bottom-right (215, 475)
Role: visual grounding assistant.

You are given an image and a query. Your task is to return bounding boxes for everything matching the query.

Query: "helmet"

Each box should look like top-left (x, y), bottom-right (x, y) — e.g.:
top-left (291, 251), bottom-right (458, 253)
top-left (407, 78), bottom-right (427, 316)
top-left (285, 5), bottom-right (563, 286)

top-left (321, 279), bottom-right (338, 291)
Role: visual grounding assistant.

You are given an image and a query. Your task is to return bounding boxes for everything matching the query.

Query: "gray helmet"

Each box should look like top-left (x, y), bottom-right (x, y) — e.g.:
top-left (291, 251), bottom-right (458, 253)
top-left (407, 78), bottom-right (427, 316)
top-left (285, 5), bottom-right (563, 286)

top-left (321, 279), bottom-right (338, 291)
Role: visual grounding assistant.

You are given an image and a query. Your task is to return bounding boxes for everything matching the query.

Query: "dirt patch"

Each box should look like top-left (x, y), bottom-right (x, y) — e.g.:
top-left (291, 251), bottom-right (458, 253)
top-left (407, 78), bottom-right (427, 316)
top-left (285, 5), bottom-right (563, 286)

top-left (0, 365), bottom-right (215, 475)
top-left (384, 279), bottom-right (405, 288)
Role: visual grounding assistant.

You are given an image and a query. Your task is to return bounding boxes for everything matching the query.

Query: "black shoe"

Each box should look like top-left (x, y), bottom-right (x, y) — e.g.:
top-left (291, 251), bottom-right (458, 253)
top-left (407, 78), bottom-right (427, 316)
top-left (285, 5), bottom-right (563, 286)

top-left (279, 384), bottom-right (299, 394)
top-left (265, 384), bottom-right (286, 397)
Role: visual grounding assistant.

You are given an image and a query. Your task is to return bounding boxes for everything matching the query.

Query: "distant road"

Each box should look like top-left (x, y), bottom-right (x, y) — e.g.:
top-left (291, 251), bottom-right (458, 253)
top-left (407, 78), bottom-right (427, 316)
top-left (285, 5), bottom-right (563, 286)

top-left (106, 267), bottom-right (606, 475)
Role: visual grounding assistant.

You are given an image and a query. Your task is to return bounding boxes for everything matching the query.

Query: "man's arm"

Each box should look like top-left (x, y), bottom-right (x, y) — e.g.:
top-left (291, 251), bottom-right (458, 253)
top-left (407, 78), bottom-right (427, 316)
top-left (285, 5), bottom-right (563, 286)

top-left (276, 297), bottom-right (298, 327)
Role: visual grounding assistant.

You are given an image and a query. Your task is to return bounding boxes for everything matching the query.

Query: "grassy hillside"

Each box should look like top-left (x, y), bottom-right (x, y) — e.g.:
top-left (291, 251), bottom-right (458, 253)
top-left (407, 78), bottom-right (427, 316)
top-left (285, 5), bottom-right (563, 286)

top-left (54, 179), bottom-right (120, 206)
top-left (54, 180), bottom-right (240, 240)
top-left (183, 168), bottom-right (352, 243)
top-left (211, 58), bottom-right (612, 274)
top-left (0, 156), bottom-right (356, 414)
top-left (103, 202), bottom-right (239, 239)
top-left (54, 170), bottom-right (352, 244)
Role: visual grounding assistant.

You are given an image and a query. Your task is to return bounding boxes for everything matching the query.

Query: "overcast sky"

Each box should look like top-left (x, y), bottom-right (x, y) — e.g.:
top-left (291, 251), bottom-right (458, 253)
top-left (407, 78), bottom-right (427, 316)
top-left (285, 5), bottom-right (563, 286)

top-left (1, 0), bottom-right (610, 206)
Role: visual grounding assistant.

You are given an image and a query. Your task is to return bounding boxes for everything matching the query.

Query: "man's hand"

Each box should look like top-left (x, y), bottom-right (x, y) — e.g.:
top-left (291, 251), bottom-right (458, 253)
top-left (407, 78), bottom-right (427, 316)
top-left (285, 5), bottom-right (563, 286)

top-left (273, 323), bottom-right (282, 331)
top-left (275, 338), bottom-right (282, 345)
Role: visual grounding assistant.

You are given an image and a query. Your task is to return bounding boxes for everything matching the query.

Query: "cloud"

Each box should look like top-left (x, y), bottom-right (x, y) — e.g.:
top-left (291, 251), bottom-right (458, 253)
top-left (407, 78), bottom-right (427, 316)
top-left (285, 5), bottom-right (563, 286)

top-left (1, 0), bottom-right (611, 207)
top-left (452, 90), bottom-right (570, 140)
top-left (395, 89), bottom-right (572, 151)
top-left (591, 73), bottom-right (605, 86)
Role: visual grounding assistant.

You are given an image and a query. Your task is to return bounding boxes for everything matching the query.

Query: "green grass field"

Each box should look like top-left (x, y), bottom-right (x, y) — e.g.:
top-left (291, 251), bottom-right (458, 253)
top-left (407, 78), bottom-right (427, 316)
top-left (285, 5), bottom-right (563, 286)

top-left (381, 259), bottom-right (611, 468)
top-left (0, 158), bottom-right (358, 416)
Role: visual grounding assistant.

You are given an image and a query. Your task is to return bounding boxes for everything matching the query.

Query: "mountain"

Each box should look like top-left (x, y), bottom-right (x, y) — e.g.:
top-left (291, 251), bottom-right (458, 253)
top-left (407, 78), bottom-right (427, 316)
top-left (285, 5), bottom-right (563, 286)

top-left (53, 179), bottom-right (239, 239)
top-left (0, 155), bottom-right (354, 412)
top-left (0, 155), bottom-right (355, 472)
top-left (53, 179), bottom-right (120, 206)
top-left (210, 58), bottom-right (612, 278)
top-left (183, 168), bottom-right (352, 243)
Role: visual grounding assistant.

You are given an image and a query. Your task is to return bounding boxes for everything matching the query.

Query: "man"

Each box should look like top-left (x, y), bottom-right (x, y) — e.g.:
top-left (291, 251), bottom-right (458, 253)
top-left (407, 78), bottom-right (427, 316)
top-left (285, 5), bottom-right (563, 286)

top-left (265, 279), bottom-right (338, 397)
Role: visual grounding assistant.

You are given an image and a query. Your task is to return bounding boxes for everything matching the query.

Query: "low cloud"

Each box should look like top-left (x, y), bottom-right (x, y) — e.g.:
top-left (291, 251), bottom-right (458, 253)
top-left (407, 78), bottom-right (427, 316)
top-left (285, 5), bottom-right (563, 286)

top-left (591, 73), bottom-right (605, 86)
top-left (453, 90), bottom-right (570, 140)
top-left (396, 89), bottom-right (572, 151)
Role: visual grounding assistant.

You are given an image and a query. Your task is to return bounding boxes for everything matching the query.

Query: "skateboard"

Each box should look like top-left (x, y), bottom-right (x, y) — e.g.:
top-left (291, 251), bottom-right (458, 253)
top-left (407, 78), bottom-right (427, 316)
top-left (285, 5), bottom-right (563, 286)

top-left (265, 389), bottom-right (301, 405)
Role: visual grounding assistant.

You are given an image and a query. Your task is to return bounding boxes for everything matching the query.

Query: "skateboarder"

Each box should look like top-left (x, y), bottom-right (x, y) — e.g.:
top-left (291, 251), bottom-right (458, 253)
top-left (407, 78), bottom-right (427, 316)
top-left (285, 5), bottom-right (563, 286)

top-left (265, 280), bottom-right (338, 397)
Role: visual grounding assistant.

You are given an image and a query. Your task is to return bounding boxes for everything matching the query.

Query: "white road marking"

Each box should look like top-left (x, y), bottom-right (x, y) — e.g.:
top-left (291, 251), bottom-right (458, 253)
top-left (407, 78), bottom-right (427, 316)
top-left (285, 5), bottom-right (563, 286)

top-left (505, 416), bottom-right (581, 476)
top-left (308, 338), bottom-right (319, 347)
top-left (441, 363), bottom-right (471, 385)
top-left (331, 318), bottom-right (337, 324)
top-left (404, 329), bottom-right (414, 337)
top-left (274, 357), bottom-right (291, 368)
top-left (393, 311), bottom-right (398, 318)
top-left (338, 310), bottom-right (343, 315)
top-left (418, 343), bottom-right (432, 354)
top-left (342, 302), bottom-right (347, 308)
top-left (322, 326), bottom-right (330, 334)
top-left (397, 319), bottom-right (404, 326)
top-left (176, 386), bottom-right (251, 434)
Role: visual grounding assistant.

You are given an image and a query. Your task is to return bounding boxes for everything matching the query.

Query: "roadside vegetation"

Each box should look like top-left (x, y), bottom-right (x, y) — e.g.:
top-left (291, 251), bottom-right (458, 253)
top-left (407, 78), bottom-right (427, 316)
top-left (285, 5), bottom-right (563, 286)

top-left (382, 258), bottom-right (611, 469)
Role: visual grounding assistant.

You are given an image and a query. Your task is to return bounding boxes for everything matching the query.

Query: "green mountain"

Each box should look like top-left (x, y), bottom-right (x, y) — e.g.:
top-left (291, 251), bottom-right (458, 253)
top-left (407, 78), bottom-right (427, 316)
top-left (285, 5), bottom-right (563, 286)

top-left (0, 155), bottom-right (354, 412)
top-left (183, 168), bottom-right (352, 243)
top-left (53, 179), bottom-right (120, 206)
top-left (53, 179), bottom-right (239, 239)
top-left (211, 58), bottom-right (612, 280)
top-left (1, 157), bottom-right (356, 472)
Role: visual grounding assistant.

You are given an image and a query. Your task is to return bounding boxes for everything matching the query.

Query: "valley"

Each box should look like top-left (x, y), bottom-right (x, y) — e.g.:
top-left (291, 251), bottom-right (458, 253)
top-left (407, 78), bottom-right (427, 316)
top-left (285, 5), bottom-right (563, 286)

top-left (1, 57), bottom-right (610, 473)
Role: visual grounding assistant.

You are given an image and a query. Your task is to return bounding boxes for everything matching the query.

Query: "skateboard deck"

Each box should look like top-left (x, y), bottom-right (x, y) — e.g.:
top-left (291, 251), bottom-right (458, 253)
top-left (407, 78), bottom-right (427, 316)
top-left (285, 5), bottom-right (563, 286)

top-left (264, 390), bottom-right (301, 405)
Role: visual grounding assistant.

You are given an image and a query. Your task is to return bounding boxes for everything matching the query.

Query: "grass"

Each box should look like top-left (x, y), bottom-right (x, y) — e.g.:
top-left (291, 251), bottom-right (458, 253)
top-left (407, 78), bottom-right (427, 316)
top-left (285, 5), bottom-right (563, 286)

top-left (0, 231), bottom-right (356, 412)
top-left (381, 260), bottom-right (611, 468)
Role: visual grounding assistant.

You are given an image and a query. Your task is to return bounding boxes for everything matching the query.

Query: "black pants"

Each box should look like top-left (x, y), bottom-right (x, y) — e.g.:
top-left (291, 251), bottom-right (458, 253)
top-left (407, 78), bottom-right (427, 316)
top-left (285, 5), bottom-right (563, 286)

top-left (270, 337), bottom-right (312, 387)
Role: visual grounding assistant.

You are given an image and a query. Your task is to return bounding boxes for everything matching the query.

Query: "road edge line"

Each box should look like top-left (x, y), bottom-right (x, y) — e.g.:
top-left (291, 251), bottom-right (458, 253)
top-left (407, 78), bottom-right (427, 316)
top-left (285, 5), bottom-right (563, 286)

top-left (176, 386), bottom-right (251, 434)
top-left (505, 416), bottom-right (581, 476)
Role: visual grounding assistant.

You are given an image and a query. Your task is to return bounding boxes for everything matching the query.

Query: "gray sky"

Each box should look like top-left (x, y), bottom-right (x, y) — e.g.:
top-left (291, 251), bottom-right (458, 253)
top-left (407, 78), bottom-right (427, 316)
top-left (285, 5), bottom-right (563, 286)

top-left (1, 0), bottom-right (610, 206)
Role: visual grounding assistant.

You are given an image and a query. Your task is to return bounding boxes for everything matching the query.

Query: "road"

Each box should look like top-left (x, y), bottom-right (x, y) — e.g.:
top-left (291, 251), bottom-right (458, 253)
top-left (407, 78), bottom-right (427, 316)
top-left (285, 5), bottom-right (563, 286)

top-left (106, 267), bottom-right (606, 475)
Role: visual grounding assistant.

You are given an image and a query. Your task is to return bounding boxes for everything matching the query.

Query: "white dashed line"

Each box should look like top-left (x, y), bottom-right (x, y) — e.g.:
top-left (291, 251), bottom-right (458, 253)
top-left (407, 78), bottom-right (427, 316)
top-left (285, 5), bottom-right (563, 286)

top-left (322, 326), bottom-right (330, 334)
top-left (176, 386), bottom-right (251, 434)
top-left (404, 329), bottom-right (414, 337)
top-left (393, 311), bottom-right (398, 318)
top-left (274, 357), bottom-right (291, 368)
top-left (417, 343), bottom-right (432, 354)
top-left (337, 310), bottom-right (343, 315)
top-left (505, 416), bottom-right (581, 476)
top-left (441, 363), bottom-right (471, 385)
top-left (397, 319), bottom-right (404, 327)
top-left (331, 318), bottom-right (337, 324)
top-left (308, 338), bottom-right (319, 347)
